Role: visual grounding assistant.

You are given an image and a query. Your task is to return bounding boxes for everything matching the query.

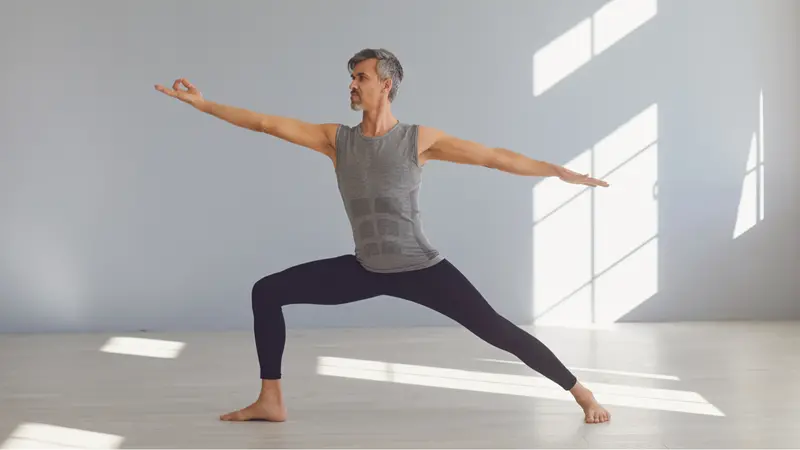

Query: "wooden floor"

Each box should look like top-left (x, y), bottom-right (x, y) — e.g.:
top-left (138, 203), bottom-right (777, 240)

top-left (1, 321), bottom-right (799, 449)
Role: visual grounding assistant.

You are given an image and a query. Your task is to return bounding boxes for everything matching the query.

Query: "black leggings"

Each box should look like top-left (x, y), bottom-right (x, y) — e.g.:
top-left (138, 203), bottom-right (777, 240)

top-left (251, 255), bottom-right (578, 391)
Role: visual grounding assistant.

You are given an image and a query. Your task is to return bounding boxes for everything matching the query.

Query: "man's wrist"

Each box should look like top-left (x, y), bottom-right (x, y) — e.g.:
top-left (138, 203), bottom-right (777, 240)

top-left (194, 99), bottom-right (212, 113)
top-left (546, 162), bottom-right (563, 177)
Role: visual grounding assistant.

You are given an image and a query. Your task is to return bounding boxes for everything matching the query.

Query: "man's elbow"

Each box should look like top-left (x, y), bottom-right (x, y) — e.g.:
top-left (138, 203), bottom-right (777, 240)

top-left (485, 147), bottom-right (513, 171)
top-left (259, 117), bottom-right (277, 134)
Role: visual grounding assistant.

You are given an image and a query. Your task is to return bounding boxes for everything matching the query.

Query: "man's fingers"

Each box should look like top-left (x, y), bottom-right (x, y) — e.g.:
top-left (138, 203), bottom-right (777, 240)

top-left (560, 170), bottom-right (609, 187)
top-left (170, 78), bottom-right (197, 93)
top-left (180, 78), bottom-right (196, 91)
top-left (576, 175), bottom-right (607, 187)
top-left (155, 77), bottom-right (197, 98)
top-left (589, 178), bottom-right (609, 187)
top-left (160, 78), bottom-right (199, 97)
top-left (154, 84), bottom-right (177, 97)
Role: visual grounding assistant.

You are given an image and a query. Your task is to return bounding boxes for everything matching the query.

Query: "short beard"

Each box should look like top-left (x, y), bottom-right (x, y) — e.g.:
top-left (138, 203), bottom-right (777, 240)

top-left (350, 102), bottom-right (363, 111)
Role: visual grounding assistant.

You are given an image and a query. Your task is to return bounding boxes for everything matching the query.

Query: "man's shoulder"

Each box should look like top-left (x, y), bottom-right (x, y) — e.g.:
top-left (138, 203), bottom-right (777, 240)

top-left (328, 122), bottom-right (359, 136)
top-left (319, 123), bottom-right (345, 144)
top-left (415, 125), bottom-right (446, 152)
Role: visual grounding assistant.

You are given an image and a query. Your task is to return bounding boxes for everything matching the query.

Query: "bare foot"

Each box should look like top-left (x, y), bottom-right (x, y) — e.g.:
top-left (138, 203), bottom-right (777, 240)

top-left (570, 382), bottom-right (611, 424)
top-left (219, 401), bottom-right (287, 422)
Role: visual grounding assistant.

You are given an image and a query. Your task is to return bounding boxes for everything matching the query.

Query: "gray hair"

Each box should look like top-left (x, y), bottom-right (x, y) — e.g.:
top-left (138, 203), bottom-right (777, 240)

top-left (347, 48), bottom-right (404, 102)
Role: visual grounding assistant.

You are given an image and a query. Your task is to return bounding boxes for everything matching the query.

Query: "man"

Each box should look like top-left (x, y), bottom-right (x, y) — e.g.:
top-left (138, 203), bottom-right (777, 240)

top-left (155, 48), bottom-right (611, 424)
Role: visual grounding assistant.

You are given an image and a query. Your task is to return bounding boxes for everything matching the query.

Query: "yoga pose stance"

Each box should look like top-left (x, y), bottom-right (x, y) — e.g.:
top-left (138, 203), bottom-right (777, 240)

top-left (155, 48), bottom-right (611, 424)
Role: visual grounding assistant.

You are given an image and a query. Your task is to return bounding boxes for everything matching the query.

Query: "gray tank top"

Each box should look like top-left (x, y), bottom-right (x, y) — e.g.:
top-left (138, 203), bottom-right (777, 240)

top-left (334, 122), bottom-right (444, 273)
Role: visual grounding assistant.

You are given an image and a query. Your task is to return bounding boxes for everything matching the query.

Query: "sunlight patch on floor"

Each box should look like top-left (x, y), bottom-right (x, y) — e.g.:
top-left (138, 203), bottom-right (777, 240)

top-left (317, 356), bottom-right (723, 417)
top-left (100, 336), bottom-right (185, 359)
top-left (1, 423), bottom-right (124, 449)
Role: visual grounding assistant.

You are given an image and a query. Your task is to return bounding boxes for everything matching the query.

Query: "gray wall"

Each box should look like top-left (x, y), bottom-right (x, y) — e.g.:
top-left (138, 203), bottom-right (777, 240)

top-left (1, 0), bottom-right (798, 333)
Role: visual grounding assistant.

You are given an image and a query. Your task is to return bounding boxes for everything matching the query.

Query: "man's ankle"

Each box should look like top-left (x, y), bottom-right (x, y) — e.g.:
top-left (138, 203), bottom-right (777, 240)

top-left (258, 379), bottom-right (284, 403)
top-left (569, 381), bottom-right (591, 397)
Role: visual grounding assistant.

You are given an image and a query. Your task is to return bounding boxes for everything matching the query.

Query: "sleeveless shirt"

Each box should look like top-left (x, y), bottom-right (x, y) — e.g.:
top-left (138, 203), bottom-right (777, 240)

top-left (334, 122), bottom-right (444, 273)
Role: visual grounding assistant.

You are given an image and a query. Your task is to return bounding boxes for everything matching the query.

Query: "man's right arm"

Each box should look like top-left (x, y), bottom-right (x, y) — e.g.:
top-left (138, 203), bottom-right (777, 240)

top-left (156, 78), bottom-right (338, 162)
top-left (197, 100), bottom-right (338, 160)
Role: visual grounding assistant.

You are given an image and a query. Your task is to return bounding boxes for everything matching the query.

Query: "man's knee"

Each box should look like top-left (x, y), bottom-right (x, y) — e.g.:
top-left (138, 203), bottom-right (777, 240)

top-left (251, 275), bottom-right (284, 311)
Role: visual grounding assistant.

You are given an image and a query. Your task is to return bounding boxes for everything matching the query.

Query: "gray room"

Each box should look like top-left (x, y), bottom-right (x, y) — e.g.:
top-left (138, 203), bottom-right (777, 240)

top-left (1, 0), bottom-right (798, 448)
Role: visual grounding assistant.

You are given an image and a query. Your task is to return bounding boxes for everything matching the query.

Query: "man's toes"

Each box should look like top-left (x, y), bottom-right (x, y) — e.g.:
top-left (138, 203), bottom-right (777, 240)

top-left (220, 411), bottom-right (240, 421)
top-left (585, 410), bottom-right (610, 424)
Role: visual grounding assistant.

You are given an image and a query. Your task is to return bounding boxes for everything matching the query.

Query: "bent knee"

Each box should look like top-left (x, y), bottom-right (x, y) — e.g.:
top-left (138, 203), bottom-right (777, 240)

top-left (251, 275), bottom-right (286, 310)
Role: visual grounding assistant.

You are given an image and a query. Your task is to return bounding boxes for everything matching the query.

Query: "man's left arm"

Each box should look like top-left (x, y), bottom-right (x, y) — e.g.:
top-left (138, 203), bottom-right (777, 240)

top-left (418, 126), bottom-right (609, 187)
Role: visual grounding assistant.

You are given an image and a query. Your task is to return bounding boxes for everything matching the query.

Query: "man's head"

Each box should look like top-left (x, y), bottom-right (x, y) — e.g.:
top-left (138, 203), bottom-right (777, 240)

top-left (347, 48), bottom-right (403, 111)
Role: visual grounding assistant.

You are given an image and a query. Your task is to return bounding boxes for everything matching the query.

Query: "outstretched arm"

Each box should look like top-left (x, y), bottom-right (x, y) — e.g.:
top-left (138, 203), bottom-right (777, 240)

top-left (155, 78), bottom-right (338, 160)
top-left (418, 126), bottom-right (609, 187)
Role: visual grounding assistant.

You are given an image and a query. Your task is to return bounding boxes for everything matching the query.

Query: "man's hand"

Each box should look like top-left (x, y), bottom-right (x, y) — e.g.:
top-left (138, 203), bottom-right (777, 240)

top-left (155, 78), bottom-right (205, 109)
top-left (554, 166), bottom-right (609, 187)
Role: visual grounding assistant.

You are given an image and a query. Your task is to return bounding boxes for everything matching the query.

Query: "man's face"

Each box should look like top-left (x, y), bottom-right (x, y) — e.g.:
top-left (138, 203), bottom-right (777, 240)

top-left (349, 59), bottom-right (389, 111)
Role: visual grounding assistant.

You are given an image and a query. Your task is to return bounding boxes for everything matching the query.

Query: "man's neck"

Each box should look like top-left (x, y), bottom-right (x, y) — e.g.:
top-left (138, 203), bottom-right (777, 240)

top-left (359, 104), bottom-right (398, 137)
